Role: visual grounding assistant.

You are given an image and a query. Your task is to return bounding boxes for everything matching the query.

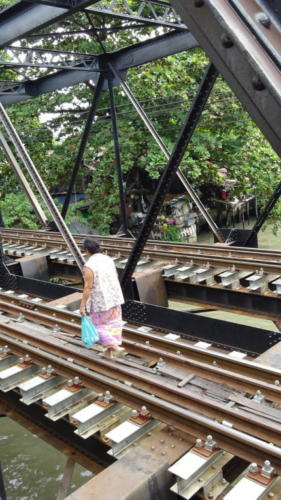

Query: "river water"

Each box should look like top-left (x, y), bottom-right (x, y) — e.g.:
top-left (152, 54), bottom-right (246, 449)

top-left (1, 418), bottom-right (93, 499)
top-left (1, 225), bottom-right (281, 499)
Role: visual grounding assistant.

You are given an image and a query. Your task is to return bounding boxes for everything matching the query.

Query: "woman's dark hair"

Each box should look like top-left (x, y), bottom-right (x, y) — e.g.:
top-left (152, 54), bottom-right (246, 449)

top-left (83, 237), bottom-right (100, 255)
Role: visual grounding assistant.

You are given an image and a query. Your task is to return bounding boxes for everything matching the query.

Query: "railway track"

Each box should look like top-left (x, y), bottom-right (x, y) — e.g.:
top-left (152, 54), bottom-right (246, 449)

top-left (2, 227), bottom-right (281, 262)
top-left (1, 295), bottom-right (281, 471)
top-left (2, 228), bottom-right (281, 305)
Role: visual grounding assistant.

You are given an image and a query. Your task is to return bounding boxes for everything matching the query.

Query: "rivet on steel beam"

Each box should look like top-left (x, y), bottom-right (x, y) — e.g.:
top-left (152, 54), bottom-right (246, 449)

top-left (67, 379), bottom-right (74, 387)
top-left (161, 451), bottom-right (166, 456)
top-left (176, 350), bottom-right (182, 355)
top-left (252, 75), bottom-right (266, 91)
top-left (195, 438), bottom-right (203, 448)
top-left (97, 393), bottom-right (104, 401)
top-left (274, 379), bottom-right (280, 385)
top-left (151, 446), bottom-right (155, 450)
top-left (256, 12), bottom-right (271, 28)
top-left (145, 340), bottom-right (150, 345)
top-left (267, 493), bottom-right (274, 498)
top-left (24, 355), bottom-right (30, 362)
top-left (171, 444), bottom-right (176, 449)
top-left (73, 376), bottom-right (80, 385)
top-left (131, 409), bottom-right (138, 417)
top-left (221, 33), bottom-right (234, 48)
top-left (41, 367), bottom-right (47, 374)
top-left (249, 462), bottom-right (258, 473)
top-left (160, 439), bottom-right (165, 444)
top-left (194, 0), bottom-right (204, 7)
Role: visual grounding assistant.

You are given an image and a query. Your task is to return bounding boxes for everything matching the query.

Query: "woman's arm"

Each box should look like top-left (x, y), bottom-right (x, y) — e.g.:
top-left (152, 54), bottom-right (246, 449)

top-left (80, 266), bottom-right (94, 316)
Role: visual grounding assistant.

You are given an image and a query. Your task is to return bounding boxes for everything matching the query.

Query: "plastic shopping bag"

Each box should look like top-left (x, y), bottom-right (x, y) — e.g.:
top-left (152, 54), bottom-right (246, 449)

top-left (81, 316), bottom-right (99, 348)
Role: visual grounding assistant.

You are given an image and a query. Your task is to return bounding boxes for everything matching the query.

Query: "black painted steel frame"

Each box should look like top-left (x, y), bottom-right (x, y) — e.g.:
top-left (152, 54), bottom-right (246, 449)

top-left (61, 73), bottom-right (104, 219)
top-left (165, 280), bottom-right (281, 320)
top-left (122, 300), bottom-right (281, 356)
top-left (121, 63), bottom-right (218, 294)
top-left (246, 181), bottom-right (281, 244)
top-left (107, 71), bottom-right (129, 236)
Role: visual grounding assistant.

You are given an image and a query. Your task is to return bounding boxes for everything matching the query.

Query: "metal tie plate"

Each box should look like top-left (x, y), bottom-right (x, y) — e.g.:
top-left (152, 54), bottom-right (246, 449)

top-left (106, 418), bottom-right (159, 458)
top-left (18, 374), bottom-right (65, 405)
top-left (170, 447), bottom-right (232, 499)
top-left (0, 363), bottom-right (40, 391)
top-left (72, 402), bottom-right (126, 439)
top-left (43, 387), bottom-right (92, 420)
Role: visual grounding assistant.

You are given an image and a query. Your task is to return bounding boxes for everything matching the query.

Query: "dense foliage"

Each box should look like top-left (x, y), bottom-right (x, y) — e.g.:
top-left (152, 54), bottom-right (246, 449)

top-left (0, 1), bottom-right (280, 233)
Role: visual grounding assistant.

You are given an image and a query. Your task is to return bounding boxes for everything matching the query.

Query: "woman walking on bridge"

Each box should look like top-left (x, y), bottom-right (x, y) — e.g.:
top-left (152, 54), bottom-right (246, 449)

top-left (80, 237), bottom-right (125, 359)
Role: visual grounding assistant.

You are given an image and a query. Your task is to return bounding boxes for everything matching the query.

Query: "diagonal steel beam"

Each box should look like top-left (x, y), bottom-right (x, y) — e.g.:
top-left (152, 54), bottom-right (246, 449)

top-left (121, 63), bottom-right (218, 293)
top-left (61, 73), bottom-right (104, 218)
top-left (108, 62), bottom-right (223, 243)
top-left (0, 101), bottom-right (85, 272)
top-left (0, 131), bottom-right (47, 226)
top-left (170, 0), bottom-right (281, 157)
top-left (107, 73), bottom-right (129, 236)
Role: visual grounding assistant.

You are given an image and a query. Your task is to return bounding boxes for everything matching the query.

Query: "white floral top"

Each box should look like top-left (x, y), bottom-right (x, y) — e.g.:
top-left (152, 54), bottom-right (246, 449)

top-left (85, 253), bottom-right (124, 312)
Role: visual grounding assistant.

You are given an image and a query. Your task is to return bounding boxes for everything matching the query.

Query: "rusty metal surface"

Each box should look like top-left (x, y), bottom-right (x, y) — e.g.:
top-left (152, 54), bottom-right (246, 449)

top-left (134, 267), bottom-right (168, 307)
top-left (256, 341), bottom-right (281, 369)
top-left (66, 426), bottom-right (191, 500)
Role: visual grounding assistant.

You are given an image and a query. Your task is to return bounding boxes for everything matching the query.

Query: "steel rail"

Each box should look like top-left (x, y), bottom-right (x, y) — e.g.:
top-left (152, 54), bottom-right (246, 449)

top-left (0, 297), bottom-right (281, 403)
top-left (2, 233), bottom-right (281, 275)
top-left (2, 228), bottom-right (281, 262)
top-left (1, 326), bottom-right (281, 470)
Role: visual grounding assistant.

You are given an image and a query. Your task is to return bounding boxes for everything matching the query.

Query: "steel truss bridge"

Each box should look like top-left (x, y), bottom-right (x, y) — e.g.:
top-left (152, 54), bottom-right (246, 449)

top-left (0, 1), bottom-right (281, 499)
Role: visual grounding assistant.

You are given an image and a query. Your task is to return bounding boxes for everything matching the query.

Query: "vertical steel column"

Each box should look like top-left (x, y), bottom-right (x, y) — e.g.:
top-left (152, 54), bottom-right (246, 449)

top-left (121, 63), bottom-right (218, 293)
top-left (62, 74), bottom-right (104, 219)
top-left (0, 102), bottom-right (85, 272)
top-left (107, 72), bottom-right (129, 236)
top-left (0, 132), bottom-right (47, 226)
top-left (108, 62), bottom-right (223, 243)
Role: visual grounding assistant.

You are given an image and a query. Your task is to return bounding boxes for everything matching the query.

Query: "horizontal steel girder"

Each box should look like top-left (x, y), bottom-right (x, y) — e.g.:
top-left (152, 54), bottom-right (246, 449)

top-left (122, 300), bottom-right (281, 356)
top-left (0, 30), bottom-right (198, 105)
top-left (170, 0), bottom-right (281, 157)
top-left (0, 0), bottom-right (100, 48)
top-left (0, 0), bottom-right (184, 51)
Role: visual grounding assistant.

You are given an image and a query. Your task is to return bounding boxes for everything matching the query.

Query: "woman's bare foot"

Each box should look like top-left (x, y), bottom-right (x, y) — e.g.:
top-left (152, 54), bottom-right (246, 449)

top-left (104, 347), bottom-right (114, 359)
top-left (112, 345), bottom-right (124, 353)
